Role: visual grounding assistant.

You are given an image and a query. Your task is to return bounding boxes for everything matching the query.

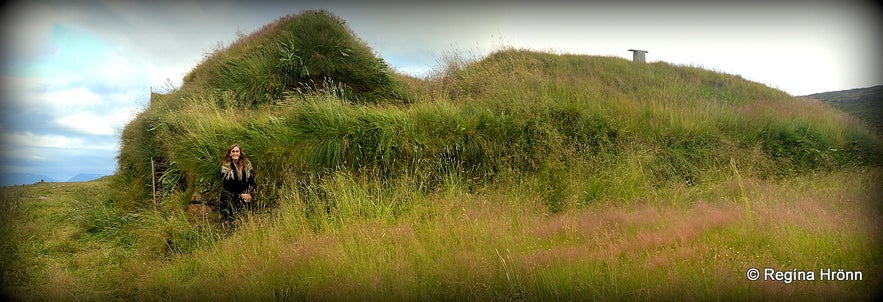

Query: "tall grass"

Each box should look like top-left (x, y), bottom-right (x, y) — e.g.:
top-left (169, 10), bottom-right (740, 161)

top-left (124, 48), bottom-right (881, 214)
top-left (4, 168), bottom-right (880, 300)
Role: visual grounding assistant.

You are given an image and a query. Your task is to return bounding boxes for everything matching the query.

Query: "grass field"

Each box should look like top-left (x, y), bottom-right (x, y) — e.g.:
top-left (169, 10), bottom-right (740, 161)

top-left (2, 168), bottom-right (881, 300)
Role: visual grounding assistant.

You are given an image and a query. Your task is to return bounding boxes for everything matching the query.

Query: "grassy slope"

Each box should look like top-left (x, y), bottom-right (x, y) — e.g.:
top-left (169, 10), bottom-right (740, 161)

top-left (806, 85), bottom-right (883, 135)
top-left (4, 10), bottom-right (883, 300)
top-left (118, 48), bottom-right (883, 212)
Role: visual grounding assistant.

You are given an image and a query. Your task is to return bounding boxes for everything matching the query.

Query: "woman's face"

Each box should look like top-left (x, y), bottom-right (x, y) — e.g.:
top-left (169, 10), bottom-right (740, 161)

top-left (230, 147), bottom-right (241, 161)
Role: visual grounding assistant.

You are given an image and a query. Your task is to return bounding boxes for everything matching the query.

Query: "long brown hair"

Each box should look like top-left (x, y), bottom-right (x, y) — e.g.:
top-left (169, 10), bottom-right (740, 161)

top-left (222, 144), bottom-right (252, 180)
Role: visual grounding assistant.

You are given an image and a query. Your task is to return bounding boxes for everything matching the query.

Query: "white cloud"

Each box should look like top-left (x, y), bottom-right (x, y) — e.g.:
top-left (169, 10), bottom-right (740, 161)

top-left (5, 76), bottom-right (105, 110)
top-left (4, 61), bottom-right (146, 135)
top-left (55, 108), bottom-right (138, 136)
top-left (43, 86), bottom-right (103, 107)
top-left (4, 131), bottom-right (82, 149)
top-left (94, 52), bottom-right (140, 86)
top-left (25, 154), bottom-right (47, 162)
top-left (3, 131), bottom-right (118, 151)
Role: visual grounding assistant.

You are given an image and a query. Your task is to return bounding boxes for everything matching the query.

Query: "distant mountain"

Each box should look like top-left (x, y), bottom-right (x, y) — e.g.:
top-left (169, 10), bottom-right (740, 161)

top-left (1, 173), bottom-right (57, 187)
top-left (67, 173), bottom-right (108, 182)
top-left (805, 85), bottom-right (883, 134)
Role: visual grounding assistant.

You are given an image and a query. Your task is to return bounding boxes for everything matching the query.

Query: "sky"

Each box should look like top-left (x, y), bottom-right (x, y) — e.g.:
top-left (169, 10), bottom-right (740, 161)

top-left (0, 0), bottom-right (881, 185)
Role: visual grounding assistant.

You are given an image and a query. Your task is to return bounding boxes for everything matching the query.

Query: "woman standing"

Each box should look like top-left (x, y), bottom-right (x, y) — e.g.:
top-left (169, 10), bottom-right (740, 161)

top-left (220, 144), bottom-right (256, 224)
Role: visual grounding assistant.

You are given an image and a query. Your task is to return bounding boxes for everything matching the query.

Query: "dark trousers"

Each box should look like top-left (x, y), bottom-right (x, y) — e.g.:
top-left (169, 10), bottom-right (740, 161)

top-left (219, 192), bottom-right (253, 223)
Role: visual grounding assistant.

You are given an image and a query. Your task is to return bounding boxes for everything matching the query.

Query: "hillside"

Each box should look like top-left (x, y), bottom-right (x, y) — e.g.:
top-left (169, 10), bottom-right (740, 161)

top-left (66, 173), bottom-right (109, 182)
top-left (805, 85), bottom-right (883, 134)
top-left (3, 10), bottom-right (882, 300)
top-left (115, 11), bottom-right (882, 211)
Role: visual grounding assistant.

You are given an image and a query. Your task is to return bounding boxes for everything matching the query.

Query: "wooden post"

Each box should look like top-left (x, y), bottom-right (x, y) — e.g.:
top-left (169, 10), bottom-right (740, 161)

top-left (151, 157), bottom-right (157, 210)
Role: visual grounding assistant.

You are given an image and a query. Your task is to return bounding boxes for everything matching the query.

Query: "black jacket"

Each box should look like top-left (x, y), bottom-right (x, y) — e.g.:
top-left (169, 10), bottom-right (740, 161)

top-left (220, 160), bottom-right (256, 203)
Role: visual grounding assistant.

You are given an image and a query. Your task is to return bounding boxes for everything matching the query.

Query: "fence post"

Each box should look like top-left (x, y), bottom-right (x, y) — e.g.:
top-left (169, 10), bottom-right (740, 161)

top-left (151, 157), bottom-right (157, 210)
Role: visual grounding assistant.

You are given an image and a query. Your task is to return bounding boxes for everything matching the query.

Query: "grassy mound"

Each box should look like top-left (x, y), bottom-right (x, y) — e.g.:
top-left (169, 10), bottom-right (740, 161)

top-left (180, 10), bottom-right (405, 107)
top-left (111, 9), bottom-right (883, 247)
top-left (117, 40), bottom-right (882, 212)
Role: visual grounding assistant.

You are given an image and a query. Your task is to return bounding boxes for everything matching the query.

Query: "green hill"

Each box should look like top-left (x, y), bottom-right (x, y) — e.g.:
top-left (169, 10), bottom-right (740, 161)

top-left (115, 10), bottom-right (882, 210)
top-left (805, 85), bottom-right (883, 135)
top-left (4, 10), bottom-right (882, 300)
